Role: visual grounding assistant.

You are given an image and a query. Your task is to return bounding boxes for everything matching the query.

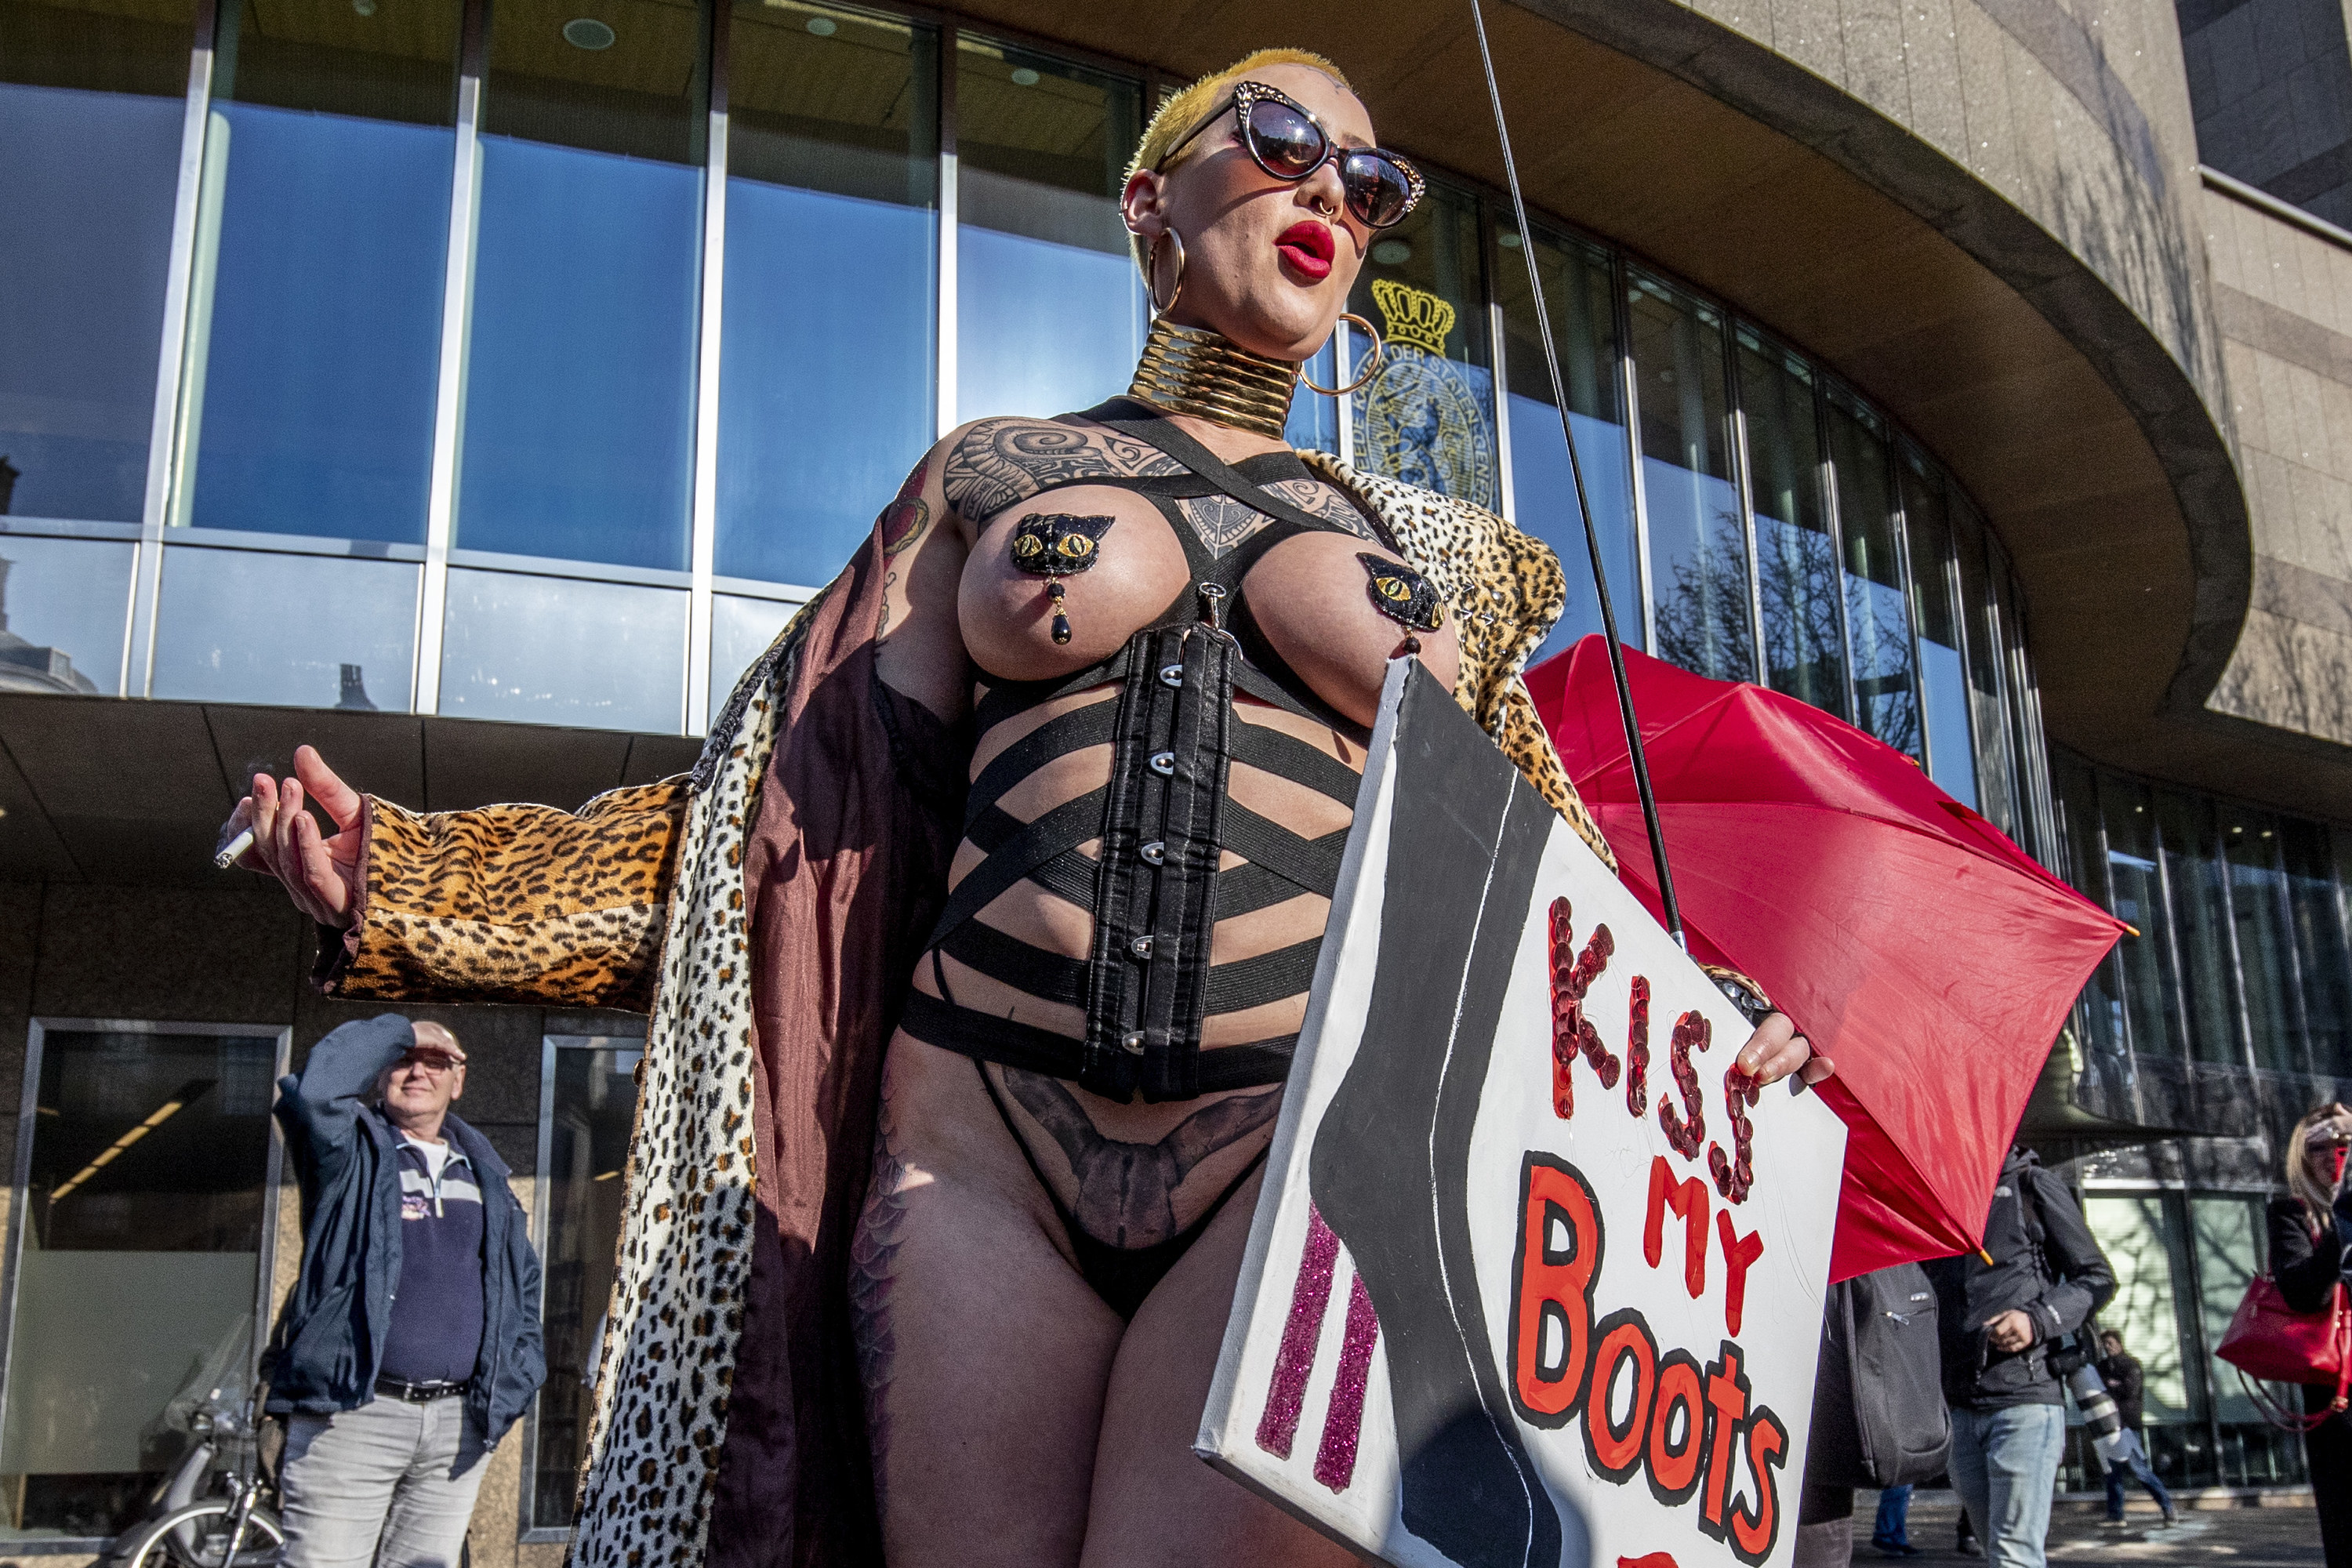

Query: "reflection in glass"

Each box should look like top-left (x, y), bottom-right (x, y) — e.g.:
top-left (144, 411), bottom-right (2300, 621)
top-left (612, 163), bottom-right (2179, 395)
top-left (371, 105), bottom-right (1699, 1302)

top-left (717, 2), bottom-right (936, 586)
top-left (440, 568), bottom-right (684, 732)
top-left (955, 38), bottom-right (1141, 422)
top-left (1629, 271), bottom-right (1750, 683)
top-left (708, 593), bottom-right (799, 725)
top-left (151, 547), bottom-right (419, 710)
top-left (1498, 227), bottom-right (1633, 659)
top-left (2083, 1193), bottom-right (2202, 1423)
top-left (181, 0), bottom-right (459, 543)
top-left (459, 2), bottom-right (704, 568)
top-left (2190, 1196), bottom-right (2267, 1428)
top-left (2284, 821), bottom-right (2352, 1076)
top-left (1950, 501), bottom-right (2017, 836)
top-left (2220, 807), bottom-right (2302, 1073)
top-left (2157, 788), bottom-right (2242, 1067)
top-left (0, 1028), bottom-right (277, 1541)
top-left (531, 1038), bottom-right (641, 1529)
top-left (1828, 390), bottom-right (1918, 756)
top-left (0, 76), bottom-right (186, 523)
top-left (0, 535), bottom-right (133, 695)
top-left (1349, 180), bottom-right (1496, 510)
top-left (1737, 332), bottom-right (1842, 716)
top-left (2100, 771), bottom-right (2186, 1060)
top-left (1900, 455), bottom-right (1975, 806)
top-left (1987, 539), bottom-right (2046, 857)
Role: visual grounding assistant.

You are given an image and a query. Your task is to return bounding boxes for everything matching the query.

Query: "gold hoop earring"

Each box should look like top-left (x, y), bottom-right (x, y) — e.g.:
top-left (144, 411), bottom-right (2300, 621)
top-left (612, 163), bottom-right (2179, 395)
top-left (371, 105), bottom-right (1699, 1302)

top-left (1149, 230), bottom-right (1188, 319)
top-left (1301, 313), bottom-right (1385, 396)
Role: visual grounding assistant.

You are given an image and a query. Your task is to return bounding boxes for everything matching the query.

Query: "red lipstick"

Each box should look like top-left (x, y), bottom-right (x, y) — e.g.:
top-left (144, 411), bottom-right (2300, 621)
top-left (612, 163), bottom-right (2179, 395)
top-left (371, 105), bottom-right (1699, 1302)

top-left (1276, 220), bottom-right (1335, 281)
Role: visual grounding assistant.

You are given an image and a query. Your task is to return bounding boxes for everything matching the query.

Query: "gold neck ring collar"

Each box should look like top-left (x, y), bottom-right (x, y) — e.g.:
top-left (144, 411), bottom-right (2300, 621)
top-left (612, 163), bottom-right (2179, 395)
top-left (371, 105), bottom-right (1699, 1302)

top-left (1126, 318), bottom-right (1300, 443)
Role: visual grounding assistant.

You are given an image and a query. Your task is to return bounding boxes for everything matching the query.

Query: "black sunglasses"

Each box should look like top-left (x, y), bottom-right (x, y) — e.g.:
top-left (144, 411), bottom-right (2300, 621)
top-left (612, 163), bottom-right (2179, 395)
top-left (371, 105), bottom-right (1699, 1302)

top-left (1157, 80), bottom-right (1425, 231)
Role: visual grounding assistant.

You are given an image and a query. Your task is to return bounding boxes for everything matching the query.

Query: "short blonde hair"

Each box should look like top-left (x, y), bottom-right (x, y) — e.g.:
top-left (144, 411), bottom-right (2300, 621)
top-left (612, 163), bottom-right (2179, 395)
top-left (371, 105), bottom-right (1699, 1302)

top-left (1123, 49), bottom-right (1356, 274)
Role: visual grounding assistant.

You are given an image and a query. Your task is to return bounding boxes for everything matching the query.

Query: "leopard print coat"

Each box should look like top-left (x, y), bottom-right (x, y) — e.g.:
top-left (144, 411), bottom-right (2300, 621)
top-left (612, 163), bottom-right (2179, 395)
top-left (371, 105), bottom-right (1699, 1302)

top-left (321, 463), bottom-right (1608, 1568)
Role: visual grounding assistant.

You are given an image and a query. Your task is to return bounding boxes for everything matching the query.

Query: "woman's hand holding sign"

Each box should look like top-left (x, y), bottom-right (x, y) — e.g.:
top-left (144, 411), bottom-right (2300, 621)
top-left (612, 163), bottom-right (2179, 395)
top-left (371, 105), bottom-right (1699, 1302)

top-left (1735, 1011), bottom-right (1835, 1091)
top-left (217, 745), bottom-right (364, 931)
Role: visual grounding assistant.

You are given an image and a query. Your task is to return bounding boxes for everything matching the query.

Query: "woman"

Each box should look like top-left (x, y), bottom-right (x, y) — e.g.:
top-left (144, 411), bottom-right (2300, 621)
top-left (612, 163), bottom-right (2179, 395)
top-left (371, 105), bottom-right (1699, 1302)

top-left (223, 51), bottom-right (1824, 1568)
top-left (2270, 1103), bottom-right (2352, 1566)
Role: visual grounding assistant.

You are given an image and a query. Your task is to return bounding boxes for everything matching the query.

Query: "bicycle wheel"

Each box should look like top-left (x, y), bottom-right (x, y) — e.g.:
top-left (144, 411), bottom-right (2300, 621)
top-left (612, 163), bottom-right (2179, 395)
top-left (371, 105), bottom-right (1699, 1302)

top-left (121, 1499), bottom-right (286, 1568)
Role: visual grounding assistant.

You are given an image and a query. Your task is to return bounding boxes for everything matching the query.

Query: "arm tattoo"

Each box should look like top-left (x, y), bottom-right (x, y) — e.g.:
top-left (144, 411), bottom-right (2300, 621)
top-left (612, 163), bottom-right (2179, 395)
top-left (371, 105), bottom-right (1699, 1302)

top-left (878, 456), bottom-right (931, 557)
top-left (942, 419), bottom-right (1181, 526)
top-left (1000, 1069), bottom-right (1281, 1248)
top-left (848, 1081), bottom-right (913, 1512)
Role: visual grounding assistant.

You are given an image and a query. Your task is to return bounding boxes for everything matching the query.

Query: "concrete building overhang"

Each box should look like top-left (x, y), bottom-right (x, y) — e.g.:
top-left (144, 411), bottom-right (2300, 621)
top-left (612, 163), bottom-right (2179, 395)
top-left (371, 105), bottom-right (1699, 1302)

top-left (0, 693), bottom-right (702, 885)
top-left (952, 0), bottom-right (2350, 809)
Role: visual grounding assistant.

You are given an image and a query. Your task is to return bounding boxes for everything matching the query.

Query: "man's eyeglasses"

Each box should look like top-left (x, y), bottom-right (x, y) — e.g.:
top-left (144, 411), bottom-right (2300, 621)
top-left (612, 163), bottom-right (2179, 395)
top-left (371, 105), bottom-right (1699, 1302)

top-left (1158, 80), bottom-right (1424, 232)
top-left (397, 1051), bottom-right (465, 1077)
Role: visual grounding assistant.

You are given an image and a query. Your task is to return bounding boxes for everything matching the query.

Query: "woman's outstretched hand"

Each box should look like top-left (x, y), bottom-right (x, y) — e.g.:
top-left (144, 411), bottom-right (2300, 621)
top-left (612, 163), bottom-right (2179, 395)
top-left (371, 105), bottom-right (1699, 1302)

top-left (218, 745), bottom-right (364, 930)
top-left (1737, 1011), bottom-right (1835, 1089)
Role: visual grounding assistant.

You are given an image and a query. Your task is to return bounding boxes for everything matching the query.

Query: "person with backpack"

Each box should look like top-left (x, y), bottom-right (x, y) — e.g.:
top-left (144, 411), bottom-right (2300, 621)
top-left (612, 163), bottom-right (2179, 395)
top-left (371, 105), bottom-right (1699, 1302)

top-left (1793, 1262), bottom-right (1951, 1567)
top-left (1925, 1147), bottom-right (2117, 1568)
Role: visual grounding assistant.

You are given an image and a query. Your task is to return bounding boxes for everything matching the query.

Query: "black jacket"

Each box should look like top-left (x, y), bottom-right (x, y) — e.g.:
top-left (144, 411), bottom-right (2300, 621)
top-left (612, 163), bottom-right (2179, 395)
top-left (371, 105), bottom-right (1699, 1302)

top-left (2096, 1351), bottom-right (2145, 1431)
top-left (2267, 1194), bottom-right (2345, 1315)
top-left (1925, 1149), bottom-right (2117, 1409)
top-left (266, 1015), bottom-right (546, 1445)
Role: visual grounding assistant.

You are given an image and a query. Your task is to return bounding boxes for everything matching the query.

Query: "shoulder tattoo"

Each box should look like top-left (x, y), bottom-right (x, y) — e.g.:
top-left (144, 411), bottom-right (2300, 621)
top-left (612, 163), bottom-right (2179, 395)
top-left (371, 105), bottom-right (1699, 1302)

top-left (942, 418), bottom-right (1182, 525)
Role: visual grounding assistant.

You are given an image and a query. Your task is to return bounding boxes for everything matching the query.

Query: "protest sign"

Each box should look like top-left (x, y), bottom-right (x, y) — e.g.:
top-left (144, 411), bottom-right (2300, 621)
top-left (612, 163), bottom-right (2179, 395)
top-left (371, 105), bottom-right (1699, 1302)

top-left (1198, 660), bottom-right (1849, 1568)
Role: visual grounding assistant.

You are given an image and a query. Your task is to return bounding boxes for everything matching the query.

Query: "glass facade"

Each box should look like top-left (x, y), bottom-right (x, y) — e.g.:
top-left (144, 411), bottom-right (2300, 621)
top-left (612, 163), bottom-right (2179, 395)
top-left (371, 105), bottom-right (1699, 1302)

top-left (2, 0), bottom-right (2050, 794)
top-left (0, 1024), bottom-right (285, 1542)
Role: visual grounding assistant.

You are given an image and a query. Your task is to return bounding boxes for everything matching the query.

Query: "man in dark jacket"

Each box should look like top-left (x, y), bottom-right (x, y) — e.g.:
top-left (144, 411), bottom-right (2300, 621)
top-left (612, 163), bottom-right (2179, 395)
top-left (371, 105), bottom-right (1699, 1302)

top-left (1925, 1148), bottom-right (2116, 1568)
top-left (2095, 1330), bottom-right (2174, 1524)
top-left (268, 1014), bottom-right (546, 1568)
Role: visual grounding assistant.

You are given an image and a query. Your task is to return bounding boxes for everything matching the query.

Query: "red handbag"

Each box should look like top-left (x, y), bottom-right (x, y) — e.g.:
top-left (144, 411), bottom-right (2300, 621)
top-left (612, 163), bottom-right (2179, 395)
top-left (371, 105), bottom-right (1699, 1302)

top-left (2216, 1274), bottom-right (2352, 1432)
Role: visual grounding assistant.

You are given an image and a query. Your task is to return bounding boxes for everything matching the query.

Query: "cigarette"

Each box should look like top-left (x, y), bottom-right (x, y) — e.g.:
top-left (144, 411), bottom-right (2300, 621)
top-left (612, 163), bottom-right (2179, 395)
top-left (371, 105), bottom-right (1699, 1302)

top-left (214, 828), bottom-right (256, 870)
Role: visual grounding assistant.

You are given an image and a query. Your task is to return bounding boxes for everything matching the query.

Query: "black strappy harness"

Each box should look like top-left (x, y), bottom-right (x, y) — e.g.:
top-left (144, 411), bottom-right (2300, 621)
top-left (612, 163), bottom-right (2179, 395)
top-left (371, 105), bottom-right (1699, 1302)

top-left (899, 400), bottom-right (1385, 1103)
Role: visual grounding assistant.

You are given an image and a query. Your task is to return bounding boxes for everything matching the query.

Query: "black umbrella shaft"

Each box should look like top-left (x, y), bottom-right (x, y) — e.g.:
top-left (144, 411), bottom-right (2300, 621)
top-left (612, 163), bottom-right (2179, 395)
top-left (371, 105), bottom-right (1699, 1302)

top-left (1466, 0), bottom-right (1686, 948)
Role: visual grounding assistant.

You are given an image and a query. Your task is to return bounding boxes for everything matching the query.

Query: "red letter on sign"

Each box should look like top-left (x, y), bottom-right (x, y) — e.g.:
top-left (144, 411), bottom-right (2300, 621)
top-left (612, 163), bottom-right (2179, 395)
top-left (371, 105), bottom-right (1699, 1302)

top-left (1716, 1211), bottom-right (1764, 1335)
top-left (1643, 1156), bottom-right (1708, 1298)
top-left (1699, 1344), bottom-right (1751, 1536)
top-left (1510, 1153), bottom-right (1602, 1428)
top-left (1729, 1406), bottom-right (1790, 1565)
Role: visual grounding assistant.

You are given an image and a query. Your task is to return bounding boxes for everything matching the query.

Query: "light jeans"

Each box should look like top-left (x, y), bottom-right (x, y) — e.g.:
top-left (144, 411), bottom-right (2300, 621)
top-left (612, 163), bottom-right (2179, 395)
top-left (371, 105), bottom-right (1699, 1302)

top-left (1948, 1403), bottom-right (2066, 1568)
top-left (280, 1396), bottom-right (488, 1568)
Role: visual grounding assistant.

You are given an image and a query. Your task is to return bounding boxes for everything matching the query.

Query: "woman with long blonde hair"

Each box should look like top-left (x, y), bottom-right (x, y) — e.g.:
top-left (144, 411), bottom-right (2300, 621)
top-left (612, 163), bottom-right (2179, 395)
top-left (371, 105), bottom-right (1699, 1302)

top-left (2270, 1102), bottom-right (2352, 1564)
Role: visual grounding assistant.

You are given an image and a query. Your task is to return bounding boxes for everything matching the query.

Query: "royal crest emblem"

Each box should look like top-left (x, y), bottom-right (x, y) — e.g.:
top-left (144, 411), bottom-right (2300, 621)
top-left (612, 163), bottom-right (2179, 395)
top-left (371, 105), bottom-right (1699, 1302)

top-left (1352, 279), bottom-right (1499, 512)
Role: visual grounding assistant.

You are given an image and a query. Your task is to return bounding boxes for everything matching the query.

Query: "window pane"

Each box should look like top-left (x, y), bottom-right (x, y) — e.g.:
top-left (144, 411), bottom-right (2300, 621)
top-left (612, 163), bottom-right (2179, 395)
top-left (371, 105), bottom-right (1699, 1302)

top-left (2220, 805), bottom-right (2303, 1073)
top-left (531, 1038), bottom-right (641, 1529)
top-left (151, 546), bottom-right (418, 708)
top-left (1828, 390), bottom-right (1918, 757)
top-left (715, 0), bottom-right (936, 586)
top-left (1280, 337), bottom-right (1339, 456)
top-left (440, 568), bottom-right (684, 731)
top-left (180, 0), bottom-right (458, 543)
top-left (1900, 455), bottom-right (1975, 806)
top-left (1348, 179), bottom-right (1498, 511)
top-left (1737, 331), bottom-right (1842, 716)
top-left (1951, 499), bottom-right (2018, 837)
top-left (2102, 772), bottom-right (2186, 1061)
top-left (954, 38), bottom-right (1141, 423)
top-left (1499, 226), bottom-right (1635, 660)
top-left (2084, 1193), bottom-right (2202, 1425)
top-left (708, 592), bottom-right (799, 724)
top-left (2157, 787), bottom-right (2243, 1066)
top-left (2284, 820), bottom-right (2352, 1076)
top-left (2053, 753), bottom-right (2129, 1081)
top-left (1988, 540), bottom-right (2048, 857)
top-left (459, 5), bottom-right (705, 568)
top-left (1629, 270), bottom-right (1750, 682)
top-left (0, 535), bottom-right (132, 695)
top-left (1, 0), bottom-right (195, 524)
top-left (0, 1028), bottom-right (277, 1541)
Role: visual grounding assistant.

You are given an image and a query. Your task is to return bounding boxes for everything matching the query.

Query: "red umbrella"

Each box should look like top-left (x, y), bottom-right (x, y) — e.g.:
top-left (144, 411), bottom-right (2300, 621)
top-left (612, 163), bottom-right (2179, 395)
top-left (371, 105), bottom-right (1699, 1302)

top-left (1526, 636), bottom-right (2127, 1281)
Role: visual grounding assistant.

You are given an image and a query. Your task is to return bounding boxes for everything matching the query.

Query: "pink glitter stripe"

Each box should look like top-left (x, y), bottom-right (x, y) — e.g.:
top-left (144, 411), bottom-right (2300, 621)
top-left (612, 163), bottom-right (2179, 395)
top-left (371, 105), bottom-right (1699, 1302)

top-left (1257, 1205), bottom-right (1341, 1458)
top-left (1313, 1270), bottom-right (1381, 1492)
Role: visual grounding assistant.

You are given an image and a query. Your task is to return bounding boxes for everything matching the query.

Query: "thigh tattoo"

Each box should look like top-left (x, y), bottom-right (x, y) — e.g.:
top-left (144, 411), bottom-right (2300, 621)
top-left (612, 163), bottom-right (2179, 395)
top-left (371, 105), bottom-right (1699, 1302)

top-left (848, 1083), bottom-right (914, 1505)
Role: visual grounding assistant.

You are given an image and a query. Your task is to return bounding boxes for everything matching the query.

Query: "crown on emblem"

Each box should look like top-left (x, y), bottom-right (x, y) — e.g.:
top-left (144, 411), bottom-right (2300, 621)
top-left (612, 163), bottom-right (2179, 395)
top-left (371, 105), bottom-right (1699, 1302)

top-left (1370, 278), bottom-right (1455, 357)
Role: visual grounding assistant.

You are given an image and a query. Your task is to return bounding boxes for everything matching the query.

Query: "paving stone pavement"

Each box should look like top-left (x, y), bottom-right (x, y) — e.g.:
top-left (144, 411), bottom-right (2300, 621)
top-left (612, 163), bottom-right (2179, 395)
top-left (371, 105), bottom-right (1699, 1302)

top-left (1860, 1494), bottom-right (2325, 1566)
